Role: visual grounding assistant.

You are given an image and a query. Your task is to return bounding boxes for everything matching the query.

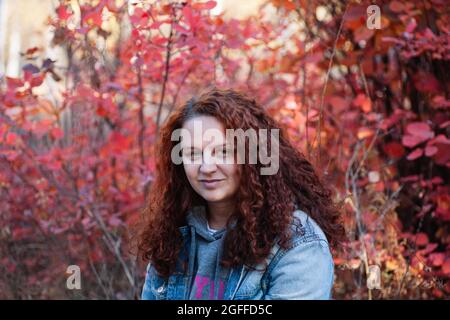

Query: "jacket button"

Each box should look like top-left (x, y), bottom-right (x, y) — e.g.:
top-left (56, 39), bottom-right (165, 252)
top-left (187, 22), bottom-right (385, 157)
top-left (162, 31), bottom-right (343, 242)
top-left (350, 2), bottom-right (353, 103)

top-left (157, 285), bottom-right (165, 293)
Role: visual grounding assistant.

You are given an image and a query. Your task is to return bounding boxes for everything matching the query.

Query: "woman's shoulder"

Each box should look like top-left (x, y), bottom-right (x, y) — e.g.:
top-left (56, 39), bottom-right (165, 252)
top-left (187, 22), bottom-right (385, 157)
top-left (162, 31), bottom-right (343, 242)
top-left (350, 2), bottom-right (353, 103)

top-left (257, 209), bottom-right (334, 299)
top-left (289, 209), bottom-right (330, 246)
top-left (262, 209), bottom-right (332, 273)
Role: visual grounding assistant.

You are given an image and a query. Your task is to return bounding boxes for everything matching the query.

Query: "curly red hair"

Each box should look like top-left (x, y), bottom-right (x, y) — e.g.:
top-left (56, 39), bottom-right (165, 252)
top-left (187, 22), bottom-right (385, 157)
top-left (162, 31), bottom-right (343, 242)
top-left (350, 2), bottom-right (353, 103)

top-left (136, 87), bottom-right (344, 278)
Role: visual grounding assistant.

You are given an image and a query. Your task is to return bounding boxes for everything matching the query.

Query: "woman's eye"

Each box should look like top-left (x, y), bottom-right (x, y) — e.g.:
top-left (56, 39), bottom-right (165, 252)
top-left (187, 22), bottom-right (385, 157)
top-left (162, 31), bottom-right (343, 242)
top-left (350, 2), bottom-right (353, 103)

top-left (215, 147), bottom-right (233, 159)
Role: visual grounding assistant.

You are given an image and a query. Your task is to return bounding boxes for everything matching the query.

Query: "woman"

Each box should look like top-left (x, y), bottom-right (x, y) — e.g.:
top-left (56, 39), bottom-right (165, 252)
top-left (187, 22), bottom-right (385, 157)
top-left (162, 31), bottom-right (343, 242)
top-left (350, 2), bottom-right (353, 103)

top-left (137, 87), bottom-right (344, 300)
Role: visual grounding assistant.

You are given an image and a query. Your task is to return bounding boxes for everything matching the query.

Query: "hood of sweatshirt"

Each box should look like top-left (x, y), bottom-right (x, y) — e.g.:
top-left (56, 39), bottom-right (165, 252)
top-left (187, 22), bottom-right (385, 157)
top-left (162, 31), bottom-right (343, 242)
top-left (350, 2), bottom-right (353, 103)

top-left (185, 206), bottom-right (230, 299)
top-left (186, 206), bottom-right (227, 240)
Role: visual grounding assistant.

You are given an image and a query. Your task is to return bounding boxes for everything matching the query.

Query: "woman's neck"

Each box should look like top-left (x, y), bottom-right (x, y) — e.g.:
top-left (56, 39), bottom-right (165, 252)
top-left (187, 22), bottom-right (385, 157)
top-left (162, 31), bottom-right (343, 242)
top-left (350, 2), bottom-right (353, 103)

top-left (206, 200), bottom-right (235, 230)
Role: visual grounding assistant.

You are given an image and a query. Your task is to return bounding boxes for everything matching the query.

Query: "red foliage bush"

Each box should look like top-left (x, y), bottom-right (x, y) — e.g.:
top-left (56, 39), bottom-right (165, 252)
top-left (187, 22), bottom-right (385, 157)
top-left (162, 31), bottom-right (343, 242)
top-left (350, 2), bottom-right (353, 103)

top-left (0, 0), bottom-right (448, 299)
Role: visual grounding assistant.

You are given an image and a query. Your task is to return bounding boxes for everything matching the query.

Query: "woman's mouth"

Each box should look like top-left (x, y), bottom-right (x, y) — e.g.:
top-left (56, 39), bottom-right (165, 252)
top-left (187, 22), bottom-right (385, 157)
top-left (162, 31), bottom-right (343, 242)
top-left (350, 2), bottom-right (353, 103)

top-left (200, 179), bottom-right (224, 189)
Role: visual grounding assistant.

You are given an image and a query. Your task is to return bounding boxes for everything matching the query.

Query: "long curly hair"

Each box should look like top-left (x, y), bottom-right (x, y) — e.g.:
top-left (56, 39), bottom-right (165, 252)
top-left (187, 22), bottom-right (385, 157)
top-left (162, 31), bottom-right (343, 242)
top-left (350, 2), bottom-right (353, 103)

top-left (136, 87), bottom-right (344, 278)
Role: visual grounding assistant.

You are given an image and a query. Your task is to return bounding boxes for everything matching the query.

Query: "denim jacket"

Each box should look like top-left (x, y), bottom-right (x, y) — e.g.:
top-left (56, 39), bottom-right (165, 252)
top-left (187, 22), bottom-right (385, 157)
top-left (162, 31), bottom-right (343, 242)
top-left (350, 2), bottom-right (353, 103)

top-left (141, 209), bottom-right (334, 300)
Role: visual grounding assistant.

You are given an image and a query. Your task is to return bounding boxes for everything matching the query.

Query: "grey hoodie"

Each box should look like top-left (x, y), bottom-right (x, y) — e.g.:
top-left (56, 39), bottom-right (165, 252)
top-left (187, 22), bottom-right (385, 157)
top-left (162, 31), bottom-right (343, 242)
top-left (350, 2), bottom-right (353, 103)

top-left (186, 206), bottom-right (231, 300)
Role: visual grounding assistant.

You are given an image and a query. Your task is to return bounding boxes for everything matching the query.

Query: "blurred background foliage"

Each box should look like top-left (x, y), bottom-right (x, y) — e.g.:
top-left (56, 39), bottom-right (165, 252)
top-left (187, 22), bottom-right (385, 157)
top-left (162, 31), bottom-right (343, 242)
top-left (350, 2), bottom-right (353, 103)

top-left (0, 0), bottom-right (449, 299)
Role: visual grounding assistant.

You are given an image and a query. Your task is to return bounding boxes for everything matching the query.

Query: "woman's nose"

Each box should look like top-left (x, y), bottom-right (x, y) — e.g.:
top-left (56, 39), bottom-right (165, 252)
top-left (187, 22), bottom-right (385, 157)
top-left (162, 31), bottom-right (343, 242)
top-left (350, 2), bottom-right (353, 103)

top-left (199, 152), bottom-right (218, 174)
top-left (199, 161), bottom-right (217, 174)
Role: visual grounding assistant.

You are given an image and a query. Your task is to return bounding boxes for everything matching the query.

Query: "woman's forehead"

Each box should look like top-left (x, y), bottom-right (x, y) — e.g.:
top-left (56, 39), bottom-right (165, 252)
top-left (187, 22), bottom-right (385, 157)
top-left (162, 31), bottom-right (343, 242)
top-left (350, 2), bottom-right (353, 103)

top-left (182, 115), bottom-right (225, 131)
top-left (181, 115), bottom-right (227, 148)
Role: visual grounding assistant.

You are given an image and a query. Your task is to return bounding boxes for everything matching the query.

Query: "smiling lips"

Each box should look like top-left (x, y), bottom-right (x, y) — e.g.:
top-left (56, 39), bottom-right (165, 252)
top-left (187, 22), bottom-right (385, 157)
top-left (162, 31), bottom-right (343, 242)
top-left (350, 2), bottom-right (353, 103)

top-left (199, 179), bottom-right (224, 189)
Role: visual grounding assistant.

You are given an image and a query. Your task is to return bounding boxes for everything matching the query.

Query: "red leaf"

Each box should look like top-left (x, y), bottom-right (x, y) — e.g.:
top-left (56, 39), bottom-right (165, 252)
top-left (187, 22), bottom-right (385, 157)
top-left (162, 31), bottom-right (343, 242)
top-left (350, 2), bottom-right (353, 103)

top-left (51, 127), bottom-right (64, 140)
top-left (353, 94), bottom-right (372, 113)
top-left (96, 105), bottom-right (108, 117)
top-left (389, 1), bottom-right (405, 12)
top-left (405, 18), bottom-right (417, 33)
top-left (105, 0), bottom-right (121, 13)
top-left (5, 132), bottom-right (19, 145)
top-left (432, 134), bottom-right (450, 145)
top-left (182, 6), bottom-right (201, 30)
top-left (354, 26), bottom-right (374, 43)
top-left (427, 134), bottom-right (450, 165)
top-left (425, 145), bottom-right (438, 157)
top-left (0, 150), bottom-right (19, 161)
top-left (439, 120), bottom-right (450, 129)
top-left (6, 77), bottom-right (24, 90)
top-left (383, 142), bottom-right (405, 158)
top-left (402, 135), bottom-right (426, 148)
top-left (406, 148), bottom-right (423, 160)
top-left (406, 122), bottom-right (434, 139)
top-left (83, 10), bottom-right (103, 28)
top-left (33, 119), bottom-right (53, 138)
top-left (442, 259), bottom-right (450, 275)
top-left (429, 253), bottom-right (445, 267)
top-left (25, 47), bottom-right (40, 56)
top-left (57, 5), bottom-right (73, 21)
top-left (108, 216), bottom-right (122, 227)
top-left (192, 1), bottom-right (217, 10)
top-left (415, 233), bottom-right (429, 247)
top-left (109, 132), bottom-right (130, 155)
top-left (12, 227), bottom-right (32, 239)
top-left (431, 96), bottom-right (450, 109)
top-left (329, 96), bottom-right (349, 113)
top-left (413, 72), bottom-right (441, 93)
top-left (29, 74), bottom-right (44, 88)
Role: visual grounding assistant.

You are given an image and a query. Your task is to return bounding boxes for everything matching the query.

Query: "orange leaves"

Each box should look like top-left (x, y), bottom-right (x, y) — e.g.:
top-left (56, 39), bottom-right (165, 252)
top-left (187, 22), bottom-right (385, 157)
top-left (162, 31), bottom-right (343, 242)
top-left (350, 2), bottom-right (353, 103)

top-left (357, 127), bottom-right (375, 140)
top-left (271, 0), bottom-right (297, 10)
top-left (279, 55), bottom-right (300, 73)
top-left (353, 94), bottom-right (372, 113)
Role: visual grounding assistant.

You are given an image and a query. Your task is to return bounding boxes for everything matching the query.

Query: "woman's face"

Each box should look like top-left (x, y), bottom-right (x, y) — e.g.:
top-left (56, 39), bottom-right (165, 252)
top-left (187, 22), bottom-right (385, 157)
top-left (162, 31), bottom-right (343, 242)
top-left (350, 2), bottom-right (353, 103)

top-left (181, 115), bottom-right (240, 204)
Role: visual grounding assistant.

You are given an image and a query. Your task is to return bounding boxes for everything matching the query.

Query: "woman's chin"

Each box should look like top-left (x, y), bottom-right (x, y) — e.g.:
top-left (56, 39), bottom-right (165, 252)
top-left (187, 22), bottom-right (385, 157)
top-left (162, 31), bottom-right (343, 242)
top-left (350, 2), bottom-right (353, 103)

top-left (199, 191), bottom-right (229, 203)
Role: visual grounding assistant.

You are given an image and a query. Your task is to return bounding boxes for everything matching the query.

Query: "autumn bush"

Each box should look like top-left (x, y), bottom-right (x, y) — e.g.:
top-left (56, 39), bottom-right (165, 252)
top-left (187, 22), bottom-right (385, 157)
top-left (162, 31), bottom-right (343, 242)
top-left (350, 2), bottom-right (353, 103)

top-left (0, 0), bottom-right (448, 299)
